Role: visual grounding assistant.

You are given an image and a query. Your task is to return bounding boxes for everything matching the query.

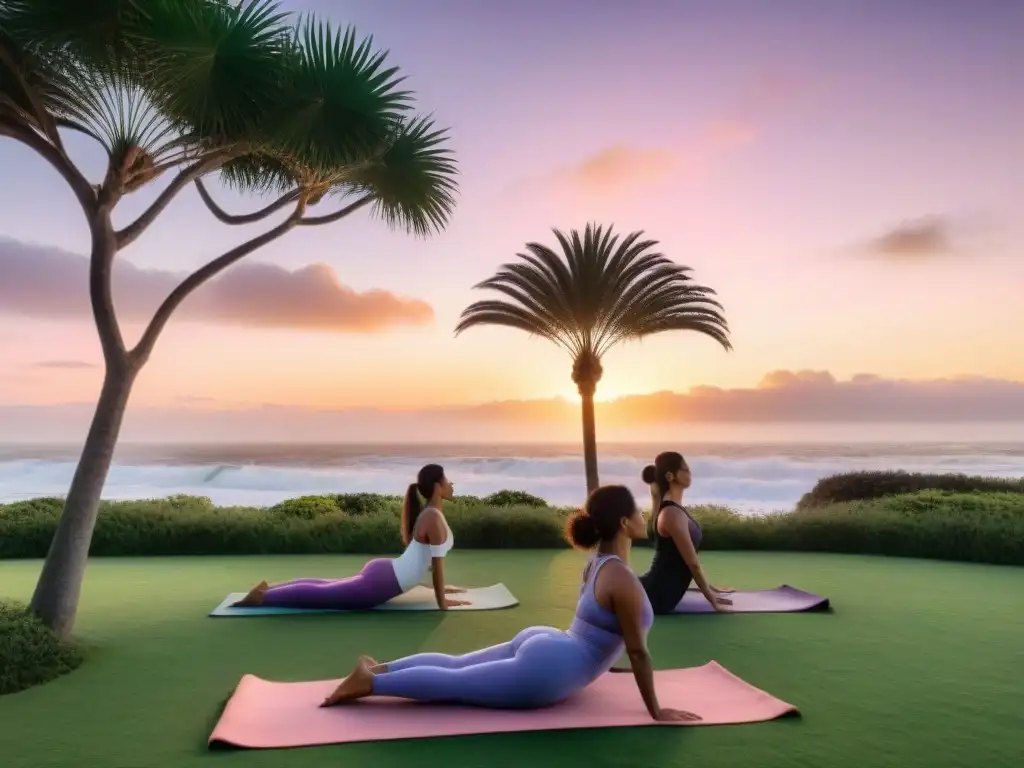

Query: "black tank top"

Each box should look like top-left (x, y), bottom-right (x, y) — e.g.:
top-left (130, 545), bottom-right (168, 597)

top-left (639, 499), bottom-right (702, 613)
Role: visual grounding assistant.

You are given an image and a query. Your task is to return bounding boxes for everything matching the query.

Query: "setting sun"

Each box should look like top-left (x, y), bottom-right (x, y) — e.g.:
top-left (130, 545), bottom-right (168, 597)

top-left (558, 388), bottom-right (628, 403)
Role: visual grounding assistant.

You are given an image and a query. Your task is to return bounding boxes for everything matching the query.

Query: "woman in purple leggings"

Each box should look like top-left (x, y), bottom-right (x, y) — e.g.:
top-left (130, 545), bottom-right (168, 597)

top-left (232, 464), bottom-right (468, 610)
top-left (319, 485), bottom-right (700, 722)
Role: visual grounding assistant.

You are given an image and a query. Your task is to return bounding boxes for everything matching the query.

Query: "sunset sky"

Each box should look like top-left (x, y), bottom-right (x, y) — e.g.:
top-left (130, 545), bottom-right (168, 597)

top-left (1, 0), bottom-right (1023, 430)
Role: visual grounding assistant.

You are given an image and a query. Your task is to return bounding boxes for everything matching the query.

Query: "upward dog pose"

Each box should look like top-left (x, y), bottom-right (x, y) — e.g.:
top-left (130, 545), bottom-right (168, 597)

top-left (638, 451), bottom-right (733, 615)
top-left (233, 464), bottom-right (467, 610)
top-left (321, 485), bottom-right (700, 723)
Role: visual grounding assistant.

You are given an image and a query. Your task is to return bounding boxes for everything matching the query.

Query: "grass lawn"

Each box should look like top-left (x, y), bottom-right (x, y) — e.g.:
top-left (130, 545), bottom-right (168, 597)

top-left (1, 550), bottom-right (1022, 768)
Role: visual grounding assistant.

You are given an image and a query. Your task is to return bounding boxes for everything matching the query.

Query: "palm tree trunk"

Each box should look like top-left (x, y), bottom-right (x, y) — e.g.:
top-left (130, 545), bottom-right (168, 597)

top-left (29, 363), bottom-right (136, 639)
top-left (580, 391), bottom-right (600, 494)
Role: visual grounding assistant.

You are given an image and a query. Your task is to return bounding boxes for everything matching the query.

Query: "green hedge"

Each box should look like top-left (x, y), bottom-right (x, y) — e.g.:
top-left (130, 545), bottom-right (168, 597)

top-left (0, 600), bottom-right (83, 695)
top-left (798, 470), bottom-right (1024, 508)
top-left (1, 490), bottom-right (1022, 566)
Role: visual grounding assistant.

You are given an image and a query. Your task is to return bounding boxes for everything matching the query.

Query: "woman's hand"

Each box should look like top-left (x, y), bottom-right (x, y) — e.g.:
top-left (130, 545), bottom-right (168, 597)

top-left (440, 598), bottom-right (469, 609)
top-left (444, 586), bottom-right (466, 594)
top-left (654, 708), bottom-right (703, 723)
top-left (711, 595), bottom-right (733, 612)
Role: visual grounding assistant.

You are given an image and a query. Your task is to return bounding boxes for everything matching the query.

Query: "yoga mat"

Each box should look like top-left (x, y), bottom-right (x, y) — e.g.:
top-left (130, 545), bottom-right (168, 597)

top-left (674, 585), bottom-right (829, 614)
top-left (208, 661), bottom-right (798, 749)
top-left (209, 584), bottom-right (518, 617)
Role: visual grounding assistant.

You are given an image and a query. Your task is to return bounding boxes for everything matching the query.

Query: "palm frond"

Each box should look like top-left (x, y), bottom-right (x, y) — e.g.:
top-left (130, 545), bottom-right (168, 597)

top-left (2, 0), bottom-right (457, 238)
top-left (0, 21), bottom-right (57, 131)
top-left (48, 59), bottom-right (178, 163)
top-left (266, 17), bottom-right (412, 173)
top-left (140, 0), bottom-right (293, 144)
top-left (456, 223), bottom-right (732, 373)
top-left (216, 152), bottom-right (300, 196)
top-left (334, 114), bottom-right (457, 236)
top-left (453, 301), bottom-right (573, 353)
top-left (0, 0), bottom-right (150, 68)
top-left (467, 254), bottom-right (583, 354)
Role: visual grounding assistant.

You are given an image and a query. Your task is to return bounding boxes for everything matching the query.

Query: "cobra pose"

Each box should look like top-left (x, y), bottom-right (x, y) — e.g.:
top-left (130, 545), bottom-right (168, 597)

top-left (637, 451), bottom-right (733, 615)
top-left (320, 485), bottom-right (700, 723)
top-left (232, 464), bottom-right (467, 610)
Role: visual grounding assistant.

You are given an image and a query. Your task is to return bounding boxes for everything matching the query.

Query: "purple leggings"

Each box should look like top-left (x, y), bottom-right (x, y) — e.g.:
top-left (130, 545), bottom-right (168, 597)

top-left (262, 558), bottom-right (403, 610)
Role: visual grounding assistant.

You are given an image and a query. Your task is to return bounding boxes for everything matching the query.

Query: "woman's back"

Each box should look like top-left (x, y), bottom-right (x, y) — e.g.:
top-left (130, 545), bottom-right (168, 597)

top-left (391, 508), bottom-right (454, 591)
top-left (640, 500), bottom-right (703, 612)
top-left (571, 554), bottom-right (652, 663)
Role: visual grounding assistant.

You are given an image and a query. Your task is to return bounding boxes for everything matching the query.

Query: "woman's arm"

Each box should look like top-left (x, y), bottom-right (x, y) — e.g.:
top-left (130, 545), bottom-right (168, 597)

top-left (430, 555), bottom-right (447, 607)
top-left (422, 512), bottom-right (466, 609)
top-left (606, 566), bottom-right (701, 721)
top-left (606, 566), bottom-right (661, 717)
top-left (662, 510), bottom-right (731, 611)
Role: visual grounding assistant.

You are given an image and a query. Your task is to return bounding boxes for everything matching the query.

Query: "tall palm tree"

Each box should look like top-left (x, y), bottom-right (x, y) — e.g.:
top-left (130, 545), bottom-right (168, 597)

top-left (0, 0), bottom-right (457, 637)
top-left (455, 224), bottom-right (730, 494)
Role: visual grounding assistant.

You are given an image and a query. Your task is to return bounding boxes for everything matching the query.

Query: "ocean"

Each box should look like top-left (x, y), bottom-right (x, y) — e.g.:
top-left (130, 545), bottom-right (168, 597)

top-left (2, 441), bottom-right (1023, 513)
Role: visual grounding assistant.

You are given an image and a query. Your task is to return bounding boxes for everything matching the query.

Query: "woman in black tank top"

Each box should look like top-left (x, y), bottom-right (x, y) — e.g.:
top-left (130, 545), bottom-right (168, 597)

top-left (637, 451), bottom-right (734, 614)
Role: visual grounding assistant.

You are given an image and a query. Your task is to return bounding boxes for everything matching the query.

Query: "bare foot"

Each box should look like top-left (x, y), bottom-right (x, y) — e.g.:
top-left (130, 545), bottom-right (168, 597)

top-left (232, 581), bottom-right (269, 607)
top-left (320, 658), bottom-right (375, 707)
top-left (359, 654), bottom-right (387, 673)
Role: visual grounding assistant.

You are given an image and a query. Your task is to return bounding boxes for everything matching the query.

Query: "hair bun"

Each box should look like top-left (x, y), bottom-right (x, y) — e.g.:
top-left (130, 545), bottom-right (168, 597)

top-left (565, 510), bottom-right (601, 549)
top-left (641, 464), bottom-right (657, 484)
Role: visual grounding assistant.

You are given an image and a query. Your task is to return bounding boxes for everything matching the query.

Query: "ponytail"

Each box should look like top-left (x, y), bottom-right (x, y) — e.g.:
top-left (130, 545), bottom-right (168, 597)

top-left (401, 483), bottom-right (422, 546)
top-left (642, 464), bottom-right (660, 537)
top-left (402, 464), bottom-right (446, 545)
top-left (648, 485), bottom-right (661, 537)
top-left (643, 453), bottom-right (685, 537)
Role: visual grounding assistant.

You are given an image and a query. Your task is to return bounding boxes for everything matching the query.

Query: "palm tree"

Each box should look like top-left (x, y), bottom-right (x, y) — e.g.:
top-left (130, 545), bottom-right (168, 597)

top-left (455, 224), bottom-right (730, 494)
top-left (0, 0), bottom-right (457, 638)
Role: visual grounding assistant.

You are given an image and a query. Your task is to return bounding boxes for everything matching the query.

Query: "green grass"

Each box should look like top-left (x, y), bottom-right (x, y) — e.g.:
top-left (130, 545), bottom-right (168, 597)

top-left (1, 551), bottom-right (1021, 768)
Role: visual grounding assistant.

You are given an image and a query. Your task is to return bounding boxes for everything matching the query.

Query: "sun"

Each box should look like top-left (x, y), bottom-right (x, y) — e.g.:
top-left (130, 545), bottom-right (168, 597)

top-left (555, 373), bottom-right (648, 404)
top-left (558, 388), bottom-right (622, 403)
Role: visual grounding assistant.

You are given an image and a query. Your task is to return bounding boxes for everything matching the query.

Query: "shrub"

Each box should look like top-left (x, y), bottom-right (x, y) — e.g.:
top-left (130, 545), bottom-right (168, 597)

top-left (483, 490), bottom-right (549, 508)
top-left (703, 491), bottom-right (1024, 566)
top-left (330, 493), bottom-right (399, 516)
top-left (163, 494), bottom-right (215, 511)
top-left (0, 497), bottom-right (64, 521)
top-left (271, 495), bottom-right (343, 520)
top-left (797, 470), bottom-right (1024, 508)
top-left (0, 490), bottom-right (1021, 565)
top-left (0, 600), bottom-right (83, 695)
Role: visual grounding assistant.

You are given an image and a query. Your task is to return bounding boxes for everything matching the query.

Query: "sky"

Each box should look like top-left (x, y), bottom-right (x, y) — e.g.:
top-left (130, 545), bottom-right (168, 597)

top-left (1, 0), bottom-right (1023, 440)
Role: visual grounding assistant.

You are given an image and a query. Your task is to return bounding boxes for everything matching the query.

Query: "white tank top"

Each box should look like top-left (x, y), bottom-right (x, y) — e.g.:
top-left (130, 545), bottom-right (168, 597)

top-left (391, 508), bottom-right (455, 591)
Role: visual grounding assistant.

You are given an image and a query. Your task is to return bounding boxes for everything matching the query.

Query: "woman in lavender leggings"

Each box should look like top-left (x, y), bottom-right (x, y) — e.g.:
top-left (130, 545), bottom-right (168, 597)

top-left (320, 486), bottom-right (700, 722)
top-left (232, 464), bottom-right (467, 610)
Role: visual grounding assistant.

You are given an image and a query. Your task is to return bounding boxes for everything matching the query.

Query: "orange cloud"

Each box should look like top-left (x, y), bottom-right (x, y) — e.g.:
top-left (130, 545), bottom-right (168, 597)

top-left (757, 370), bottom-right (837, 389)
top-left (0, 238), bottom-right (433, 333)
top-left (556, 121), bottom-right (755, 196)
top-left (535, 72), bottom-right (809, 200)
top-left (6, 370), bottom-right (1022, 443)
top-left (570, 144), bottom-right (678, 189)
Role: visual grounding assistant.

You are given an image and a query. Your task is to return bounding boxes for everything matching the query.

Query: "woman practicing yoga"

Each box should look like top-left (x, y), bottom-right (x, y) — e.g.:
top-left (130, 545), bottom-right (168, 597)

top-left (233, 464), bottom-right (467, 610)
top-left (638, 451), bottom-right (733, 614)
top-left (320, 484), bottom-right (700, 722)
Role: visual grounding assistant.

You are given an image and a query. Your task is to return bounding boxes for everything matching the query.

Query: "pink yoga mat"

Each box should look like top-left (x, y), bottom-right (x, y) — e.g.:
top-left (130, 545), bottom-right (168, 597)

top-left (209, 661), bottom-right (798, 749)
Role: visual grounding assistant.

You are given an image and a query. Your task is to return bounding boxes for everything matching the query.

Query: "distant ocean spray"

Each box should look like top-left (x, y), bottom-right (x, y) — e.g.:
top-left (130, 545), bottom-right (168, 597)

top-left (2, 441), bottom-right (1024, 514)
